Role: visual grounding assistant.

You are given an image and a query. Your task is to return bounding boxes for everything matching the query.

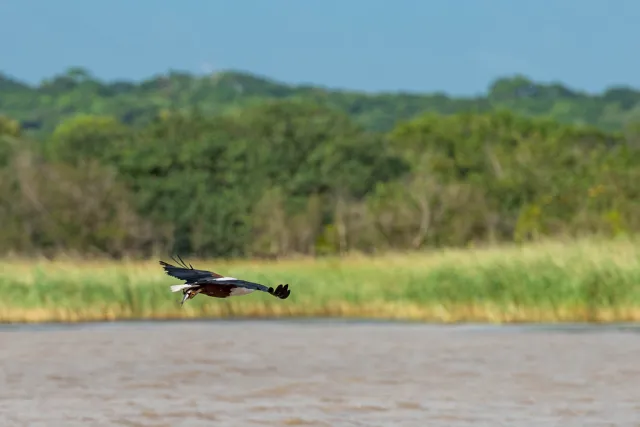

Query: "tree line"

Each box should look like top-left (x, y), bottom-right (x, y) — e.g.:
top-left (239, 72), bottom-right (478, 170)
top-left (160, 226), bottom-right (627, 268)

top-left (3, 67), bottom-right (640, 139)
top-left (1, 94), bottom-right (639, 258)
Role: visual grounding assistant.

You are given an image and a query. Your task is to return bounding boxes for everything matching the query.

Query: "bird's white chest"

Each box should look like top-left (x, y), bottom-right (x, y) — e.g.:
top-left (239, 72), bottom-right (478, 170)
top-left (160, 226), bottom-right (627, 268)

top-left (230, 287), bottom-right (255, 296)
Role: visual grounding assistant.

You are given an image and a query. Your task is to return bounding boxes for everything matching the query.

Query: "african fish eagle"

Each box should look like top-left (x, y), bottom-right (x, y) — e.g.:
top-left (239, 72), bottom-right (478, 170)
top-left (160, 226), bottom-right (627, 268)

top-left (159, 255), bottom-right (291, 305)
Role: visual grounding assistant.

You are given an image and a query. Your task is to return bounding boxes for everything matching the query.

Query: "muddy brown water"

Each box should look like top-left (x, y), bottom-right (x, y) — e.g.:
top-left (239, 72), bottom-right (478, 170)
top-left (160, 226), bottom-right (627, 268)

top-left (1, 320), bottom-right (639, 427)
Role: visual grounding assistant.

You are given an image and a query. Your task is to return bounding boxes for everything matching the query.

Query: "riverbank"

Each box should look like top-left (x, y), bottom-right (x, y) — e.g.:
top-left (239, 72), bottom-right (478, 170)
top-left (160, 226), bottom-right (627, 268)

top-left (1, 238), bottom-right (639, 323)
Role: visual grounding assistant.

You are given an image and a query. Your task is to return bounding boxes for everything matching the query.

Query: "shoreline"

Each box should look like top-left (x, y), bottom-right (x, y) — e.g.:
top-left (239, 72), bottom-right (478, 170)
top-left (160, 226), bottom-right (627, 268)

top-left (1, 304), bottom-right (640, 325)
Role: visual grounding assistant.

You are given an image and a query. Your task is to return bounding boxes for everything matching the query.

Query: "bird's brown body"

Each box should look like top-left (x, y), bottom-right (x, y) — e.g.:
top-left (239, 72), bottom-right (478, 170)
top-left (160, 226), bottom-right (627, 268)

top-left (197, 284), bottom-right (234, 298)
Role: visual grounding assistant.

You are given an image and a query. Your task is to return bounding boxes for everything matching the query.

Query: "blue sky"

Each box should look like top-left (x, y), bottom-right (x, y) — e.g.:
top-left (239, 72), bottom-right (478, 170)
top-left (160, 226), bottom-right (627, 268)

top-left (2, 0), bottom-right (639, 96)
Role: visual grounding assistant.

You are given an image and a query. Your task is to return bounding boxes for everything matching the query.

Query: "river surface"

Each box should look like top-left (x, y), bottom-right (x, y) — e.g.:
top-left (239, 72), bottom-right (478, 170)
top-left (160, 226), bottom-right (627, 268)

top-left (1, 319), bottom-right (639, 426)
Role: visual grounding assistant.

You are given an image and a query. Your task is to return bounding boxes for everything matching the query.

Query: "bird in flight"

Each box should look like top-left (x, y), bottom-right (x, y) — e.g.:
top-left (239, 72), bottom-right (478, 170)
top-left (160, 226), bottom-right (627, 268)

top-left (159, 255), bottom-right (291, 306)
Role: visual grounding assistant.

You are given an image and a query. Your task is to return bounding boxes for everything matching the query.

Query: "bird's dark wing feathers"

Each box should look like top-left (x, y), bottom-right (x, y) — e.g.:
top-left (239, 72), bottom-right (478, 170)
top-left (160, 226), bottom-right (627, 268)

top-left (200, 277), bottom-right (270, 291)
top-left (159, 255), bottom-right (224, 282)
top-left (268, 283), bottom-right (291, 299)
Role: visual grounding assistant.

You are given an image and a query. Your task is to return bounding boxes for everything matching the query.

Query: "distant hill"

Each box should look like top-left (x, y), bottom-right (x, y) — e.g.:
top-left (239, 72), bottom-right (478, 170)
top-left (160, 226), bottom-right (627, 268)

top-left (2, 66), bottom-right (640, 136)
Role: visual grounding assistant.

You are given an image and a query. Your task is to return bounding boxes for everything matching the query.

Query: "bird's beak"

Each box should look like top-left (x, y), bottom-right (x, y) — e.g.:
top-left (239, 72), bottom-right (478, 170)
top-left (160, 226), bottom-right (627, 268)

top-left (180, 292), bottom-right (190, 306)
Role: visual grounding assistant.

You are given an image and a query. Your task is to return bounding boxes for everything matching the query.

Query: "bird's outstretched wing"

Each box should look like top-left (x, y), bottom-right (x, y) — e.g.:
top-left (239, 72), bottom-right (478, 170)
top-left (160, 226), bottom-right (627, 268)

top-left (159, 255), bottom-right (224, 282)
top-left (203, 277), bottom-right (291, 299)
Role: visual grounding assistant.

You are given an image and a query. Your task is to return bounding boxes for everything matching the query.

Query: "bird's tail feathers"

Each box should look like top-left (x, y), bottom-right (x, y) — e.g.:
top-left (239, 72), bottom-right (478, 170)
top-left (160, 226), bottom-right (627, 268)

top-left (170, 284), bottom-right (197, 293)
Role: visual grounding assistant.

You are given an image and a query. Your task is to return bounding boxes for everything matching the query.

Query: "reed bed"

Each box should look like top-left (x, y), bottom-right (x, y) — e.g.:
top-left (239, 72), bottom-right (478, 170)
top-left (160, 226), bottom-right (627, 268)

top-left (2, 237), bottom-right (640, 323)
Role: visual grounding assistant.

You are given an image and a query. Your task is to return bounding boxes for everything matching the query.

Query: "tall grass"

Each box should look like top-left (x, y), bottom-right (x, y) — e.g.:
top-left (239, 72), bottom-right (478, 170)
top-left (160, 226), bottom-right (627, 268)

top-left (1, 237), bottom-right (640, 323)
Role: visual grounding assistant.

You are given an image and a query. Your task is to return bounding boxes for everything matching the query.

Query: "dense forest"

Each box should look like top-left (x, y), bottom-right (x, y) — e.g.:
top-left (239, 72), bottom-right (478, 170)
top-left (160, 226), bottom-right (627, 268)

top-left (1, 67), bottom-right (640, 258)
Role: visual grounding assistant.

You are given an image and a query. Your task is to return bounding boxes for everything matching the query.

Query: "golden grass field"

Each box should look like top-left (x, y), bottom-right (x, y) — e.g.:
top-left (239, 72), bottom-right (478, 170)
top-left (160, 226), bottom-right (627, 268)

top-left (1, 237), bottom-right (640, 324)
